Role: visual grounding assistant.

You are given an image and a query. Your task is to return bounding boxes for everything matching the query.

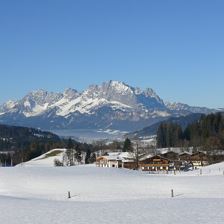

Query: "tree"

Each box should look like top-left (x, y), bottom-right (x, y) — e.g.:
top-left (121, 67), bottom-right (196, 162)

top-left (157, 123), bottom-right (167, 148)
top-left (64, 148), bottom-right (75, 166)
top-left (85, 149), bottom-right (97, 164)
top-left (157, 123), bottom-right (183, 148)
top-left (156, 113), bottom-right (224, 151)
top-left (67, 138), bottom-right (74, 149)
top-left (74, 145), bottom-right (82, 164)
top-left (54, 158), bottom-right (64, 167)
top-left (89, 152), bottom-right (96, 163)
top-left (123, 138), bottom-right (132, 152)
top-left (134, 142), bottom-right (140, 170)
top-left (85, 149), bottom-right (91, 164)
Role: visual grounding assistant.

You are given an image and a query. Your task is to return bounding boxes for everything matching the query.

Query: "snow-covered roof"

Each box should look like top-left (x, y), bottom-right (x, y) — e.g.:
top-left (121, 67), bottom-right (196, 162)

top-left (139, 153), bottom-right (154, 161)
top-left (101, 152), bottom-right (135, 162)
top-left (179, 151), bottom-right (192, 156)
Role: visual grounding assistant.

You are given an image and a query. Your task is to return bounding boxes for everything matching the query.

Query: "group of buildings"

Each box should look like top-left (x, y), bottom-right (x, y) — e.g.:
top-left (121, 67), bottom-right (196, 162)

top-left (96, 150), bottom-right (209, 172)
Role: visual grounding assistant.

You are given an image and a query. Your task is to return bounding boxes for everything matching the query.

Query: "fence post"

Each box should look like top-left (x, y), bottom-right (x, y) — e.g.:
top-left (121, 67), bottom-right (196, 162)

top-left (68, 191), bottom-right (71, 199)
top-left (171, 189), bottom-right (174, 198)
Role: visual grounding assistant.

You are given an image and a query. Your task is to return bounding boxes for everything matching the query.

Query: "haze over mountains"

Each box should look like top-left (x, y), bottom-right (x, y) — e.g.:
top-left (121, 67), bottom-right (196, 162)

top-left (0, 81), bottom-right (217, 131)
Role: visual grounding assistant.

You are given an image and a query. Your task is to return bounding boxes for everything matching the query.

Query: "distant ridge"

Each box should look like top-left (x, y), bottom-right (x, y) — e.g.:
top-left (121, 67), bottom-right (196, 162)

top-left (126, 113), bottom-right (203, 138)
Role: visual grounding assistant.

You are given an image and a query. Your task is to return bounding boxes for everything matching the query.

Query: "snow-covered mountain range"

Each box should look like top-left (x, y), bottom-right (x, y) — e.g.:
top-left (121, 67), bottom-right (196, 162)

top-left (0, 81), bottom-right (216, 131)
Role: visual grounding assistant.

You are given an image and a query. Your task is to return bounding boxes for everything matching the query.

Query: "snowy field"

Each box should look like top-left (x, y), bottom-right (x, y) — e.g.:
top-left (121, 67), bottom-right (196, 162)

top-left (1, 157), bottom-right (224, 223)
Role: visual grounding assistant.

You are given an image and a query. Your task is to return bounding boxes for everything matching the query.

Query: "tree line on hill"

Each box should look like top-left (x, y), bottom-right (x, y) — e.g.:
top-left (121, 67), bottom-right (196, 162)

top-left (157, 113), bottom-right (224, 151)
top-left (54, 138), bottom-right (96, 166)
top-left (0, 124), bottom-right (97, 166)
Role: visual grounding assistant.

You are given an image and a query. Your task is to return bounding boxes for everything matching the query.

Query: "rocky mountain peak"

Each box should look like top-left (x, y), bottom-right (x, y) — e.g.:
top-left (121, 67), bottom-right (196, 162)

top-left (0, 81), bottom-right (217, 131)
top-left (23, 89), bottom-right (63, 106)
top-left (107, 80), bottom-right (133, 93)
top-left (63, 88), bottom-right (79, 100)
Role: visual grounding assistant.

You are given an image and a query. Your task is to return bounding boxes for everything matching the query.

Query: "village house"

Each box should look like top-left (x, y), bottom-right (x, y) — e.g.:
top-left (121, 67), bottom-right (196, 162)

top-left (96, 152), bottom-right (136, 169)
top-left (122, 160), bottom-right (137, 169)
top-left (177, 152), bottom-right (193, 170)
top-left (178, 151), bottom-right (209, 169)
top-left (179, 152), bottom-right (192, 162)
top-left (161, 151), bottom-right (179, 160)
top-left (96, 150), bottom-right (211, 172)
top-left (190, 151), bottom-right (209, 169)
top-left (139, 155), bottom-right (170, 172)
top-left (159, 151), bottom-right (181, 170)
top-left (96, 155), bottom-right (122, 168)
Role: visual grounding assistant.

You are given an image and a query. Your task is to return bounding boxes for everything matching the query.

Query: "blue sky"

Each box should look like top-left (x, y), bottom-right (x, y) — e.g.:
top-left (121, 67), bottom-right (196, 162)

top-left (0, 0), bottom-right (224, 108)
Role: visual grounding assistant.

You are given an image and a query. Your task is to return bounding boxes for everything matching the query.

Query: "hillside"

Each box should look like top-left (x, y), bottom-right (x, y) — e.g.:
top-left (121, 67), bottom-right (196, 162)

top-left (157, 112), bottom-right (224, 149)
top-left (0, 123), bottom-right (60, 151)
top-left (0, 123), bottom-right (59, 142)
top-left (127, 113), bottom-right (202, 138)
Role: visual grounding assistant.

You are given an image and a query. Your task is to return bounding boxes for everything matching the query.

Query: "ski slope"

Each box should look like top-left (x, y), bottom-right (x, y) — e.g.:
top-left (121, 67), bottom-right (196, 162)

top-left (1, 157), bottom-right (224, 224)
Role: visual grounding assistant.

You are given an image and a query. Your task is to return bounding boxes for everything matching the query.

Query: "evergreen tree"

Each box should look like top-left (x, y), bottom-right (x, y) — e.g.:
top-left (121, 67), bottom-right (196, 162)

top-left (85, 149), bottom-right (91, 164)
top-left (157, 123), bottom-right (183, 148)
top-left (75, 145), bottom-right (82, 164)
top-left (157, 113), bottom-right (224, 150)
top-left (123, 138), bottom-right (132, 152)
top-left (67, 138), bottom-right (74, 149)
top-left (89, 152), bottom-right (96, 163)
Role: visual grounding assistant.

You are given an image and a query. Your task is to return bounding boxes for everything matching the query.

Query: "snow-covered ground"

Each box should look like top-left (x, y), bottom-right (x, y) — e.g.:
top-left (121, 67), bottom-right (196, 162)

top-left (19, 148), bottom-right (66, 167)
top-left (1, 157), bottom-right (224, 223)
